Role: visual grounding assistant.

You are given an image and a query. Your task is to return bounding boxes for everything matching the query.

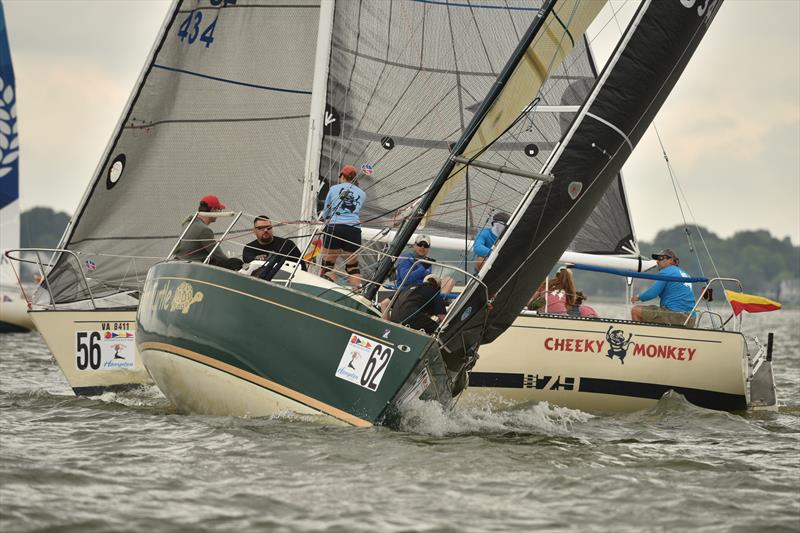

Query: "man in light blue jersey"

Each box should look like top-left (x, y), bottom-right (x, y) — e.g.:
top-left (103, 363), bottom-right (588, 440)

top-left (631, 249), bottom-right (696, 327)
top-left (320, 164), bottom-right (366, 289)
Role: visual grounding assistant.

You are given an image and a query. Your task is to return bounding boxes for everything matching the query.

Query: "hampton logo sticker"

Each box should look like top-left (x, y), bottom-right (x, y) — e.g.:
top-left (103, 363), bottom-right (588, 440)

top-left (335, 333), bottom-right (394, 392)
top-left (543, 325), bottom-right (697, 365)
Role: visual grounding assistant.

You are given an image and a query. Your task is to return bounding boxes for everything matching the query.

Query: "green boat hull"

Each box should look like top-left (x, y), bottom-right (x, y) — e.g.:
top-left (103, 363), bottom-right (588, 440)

top-left (136, 262), bottom-right (453, 426)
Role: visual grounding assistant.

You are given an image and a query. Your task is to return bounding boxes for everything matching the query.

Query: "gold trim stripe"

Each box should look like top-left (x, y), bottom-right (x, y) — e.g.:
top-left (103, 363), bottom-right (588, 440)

top-left (146, 275), bottom-right (396, 347)
top-left (140, 341), bottom-right (373, 428)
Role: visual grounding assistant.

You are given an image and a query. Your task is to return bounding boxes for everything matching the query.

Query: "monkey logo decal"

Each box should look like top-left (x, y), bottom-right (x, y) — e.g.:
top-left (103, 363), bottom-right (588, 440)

top-left (605, 326), bottom-right (634, 364)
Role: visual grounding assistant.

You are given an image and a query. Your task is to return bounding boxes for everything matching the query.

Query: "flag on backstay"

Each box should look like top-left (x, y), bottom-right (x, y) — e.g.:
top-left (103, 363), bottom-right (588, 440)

top-left (725, 290), bottom-right (781, 315)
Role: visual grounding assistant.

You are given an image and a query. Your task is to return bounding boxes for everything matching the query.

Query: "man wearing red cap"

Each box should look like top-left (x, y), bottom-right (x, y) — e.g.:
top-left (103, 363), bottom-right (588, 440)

top-left (173, 195), bottom-right (243, 270)
top-left (319, 165), bottom-right (366, 288)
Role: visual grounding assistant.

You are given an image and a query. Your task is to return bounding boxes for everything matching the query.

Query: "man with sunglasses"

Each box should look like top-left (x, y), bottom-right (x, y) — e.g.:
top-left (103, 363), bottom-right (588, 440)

top-left (242, 215), bottom-right (305, 277)
top-left (395, 235), bottom-right (454, 292)
top-left (631, 248), bottom-right (696, 327)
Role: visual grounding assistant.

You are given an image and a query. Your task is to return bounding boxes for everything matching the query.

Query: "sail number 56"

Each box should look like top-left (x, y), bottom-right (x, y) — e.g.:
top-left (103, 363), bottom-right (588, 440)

top-left (360, 345), bottom-right (393, 391)
top-left (76, 332), bottom-right (102, 370)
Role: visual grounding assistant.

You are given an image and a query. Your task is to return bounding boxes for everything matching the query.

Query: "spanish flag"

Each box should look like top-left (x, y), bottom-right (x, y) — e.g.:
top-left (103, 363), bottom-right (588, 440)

top-left (303, 239), bottom-right (322, 262)
top-left (725, 290), bottom-right (781, 315)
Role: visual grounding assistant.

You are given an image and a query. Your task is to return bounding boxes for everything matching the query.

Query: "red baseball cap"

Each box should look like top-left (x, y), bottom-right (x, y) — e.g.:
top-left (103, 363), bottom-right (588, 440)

top-left (340, 165), bottom-right (358, 179)
top-left (200, 195), bottom-right (225, 210)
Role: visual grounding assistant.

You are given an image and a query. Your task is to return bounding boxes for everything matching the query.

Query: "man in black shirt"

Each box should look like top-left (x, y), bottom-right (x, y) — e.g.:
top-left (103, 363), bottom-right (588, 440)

top-left (389, 275), bottom-right (447, 334)
top-left (242, 215), bottom-right (306, 278)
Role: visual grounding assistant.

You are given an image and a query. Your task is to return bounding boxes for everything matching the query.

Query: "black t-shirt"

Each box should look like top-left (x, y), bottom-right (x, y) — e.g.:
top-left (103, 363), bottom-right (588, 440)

top-left (242, 237), bottom-right (305, 269)
top-left (390, 284), bottom-right (446, 326)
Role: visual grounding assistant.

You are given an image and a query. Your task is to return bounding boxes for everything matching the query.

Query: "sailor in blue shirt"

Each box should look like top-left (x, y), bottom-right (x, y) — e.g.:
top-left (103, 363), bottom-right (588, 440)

top-left (473, 211), bottom-right (509, 272)
top-left (320, 164), bottom-right (366, 289)
top-left (395, 234), bottom-right (455, 292)
top-left (631, 248), bottom-right (697, 327)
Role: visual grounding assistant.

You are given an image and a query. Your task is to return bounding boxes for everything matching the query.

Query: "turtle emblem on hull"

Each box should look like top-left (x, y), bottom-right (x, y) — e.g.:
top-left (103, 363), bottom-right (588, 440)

top-left (170, 282), bottom-right (204, 314)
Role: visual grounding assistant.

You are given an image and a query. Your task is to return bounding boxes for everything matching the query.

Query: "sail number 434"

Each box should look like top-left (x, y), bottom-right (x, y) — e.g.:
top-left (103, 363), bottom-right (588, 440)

top-left (176, 1), bottom-right (237, 48)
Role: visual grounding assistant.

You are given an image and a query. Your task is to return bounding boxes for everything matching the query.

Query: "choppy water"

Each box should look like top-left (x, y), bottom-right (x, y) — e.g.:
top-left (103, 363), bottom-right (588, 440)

top-left (1, 306), bottom-right (798, 532)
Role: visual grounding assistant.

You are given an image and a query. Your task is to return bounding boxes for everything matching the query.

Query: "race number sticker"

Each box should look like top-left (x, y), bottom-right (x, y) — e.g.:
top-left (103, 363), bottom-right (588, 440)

top-left (74, 329), bottom-right (136, 371)
top-left (335, 334), bottom-right (394, 391)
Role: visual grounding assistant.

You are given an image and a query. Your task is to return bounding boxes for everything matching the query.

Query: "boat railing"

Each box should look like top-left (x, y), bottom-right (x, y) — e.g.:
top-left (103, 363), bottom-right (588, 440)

top-left (4, 247), bottom-right (97, 309)
top-left (687, 277), bottom-right (744, 331)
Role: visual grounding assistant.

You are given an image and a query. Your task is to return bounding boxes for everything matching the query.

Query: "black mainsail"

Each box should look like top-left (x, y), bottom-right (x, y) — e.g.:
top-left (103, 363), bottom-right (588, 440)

top-left (443, 0), bottom-right (725, 352)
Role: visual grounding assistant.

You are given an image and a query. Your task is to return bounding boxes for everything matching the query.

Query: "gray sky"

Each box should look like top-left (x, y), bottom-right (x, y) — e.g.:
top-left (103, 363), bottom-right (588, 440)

top-left (4, 0), bottom-right (799, 245)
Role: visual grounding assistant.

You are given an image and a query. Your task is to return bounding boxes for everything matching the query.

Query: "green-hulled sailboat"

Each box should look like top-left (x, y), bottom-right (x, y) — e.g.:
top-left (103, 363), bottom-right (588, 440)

top-left (136, 0), bottom-right (726, 426)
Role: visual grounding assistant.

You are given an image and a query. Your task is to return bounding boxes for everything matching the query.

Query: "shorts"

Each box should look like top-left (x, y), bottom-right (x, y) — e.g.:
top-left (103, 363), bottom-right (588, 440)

top-left (640, 305), bottom-right (696, 328)
top-left (322, 224), bottom-right (361, 253)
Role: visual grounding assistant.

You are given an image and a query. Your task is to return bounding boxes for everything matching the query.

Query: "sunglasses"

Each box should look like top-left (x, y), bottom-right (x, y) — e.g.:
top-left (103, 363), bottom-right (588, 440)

top-left (255, 226), bottom-right (273, 231)
top-left (656, 255), bottom-right (671, 261)
top-left (416, 243), bottom-right (430, 248)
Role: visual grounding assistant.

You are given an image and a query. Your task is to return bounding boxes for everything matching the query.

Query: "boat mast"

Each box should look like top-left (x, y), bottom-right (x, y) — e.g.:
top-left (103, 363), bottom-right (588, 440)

top-left (364, 0), bottom-right (562, 301)
top-left (299, 0), bottom-right (335, 253)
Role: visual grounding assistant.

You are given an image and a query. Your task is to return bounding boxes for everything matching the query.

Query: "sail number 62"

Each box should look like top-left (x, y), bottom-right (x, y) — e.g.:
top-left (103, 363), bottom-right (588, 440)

top-left (360, 345), bottom-right (393, 391)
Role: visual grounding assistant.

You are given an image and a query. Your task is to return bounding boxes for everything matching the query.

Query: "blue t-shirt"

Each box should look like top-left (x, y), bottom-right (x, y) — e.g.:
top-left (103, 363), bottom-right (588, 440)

top-left (323, 182), bottom-right (365, 226)
top-left (473, 227), bottom-right (497, 258)
top-left (639, 264), bottom-right (696, 313)
top-left (395, 250), bottom-right (431, 288)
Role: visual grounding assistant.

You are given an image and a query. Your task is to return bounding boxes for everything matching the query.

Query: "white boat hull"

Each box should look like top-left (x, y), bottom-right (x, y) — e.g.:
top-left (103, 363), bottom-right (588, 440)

top-left (464, 313), bottom-right (756, 412)
top-left (30, 309), bottom-right (151, 395)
